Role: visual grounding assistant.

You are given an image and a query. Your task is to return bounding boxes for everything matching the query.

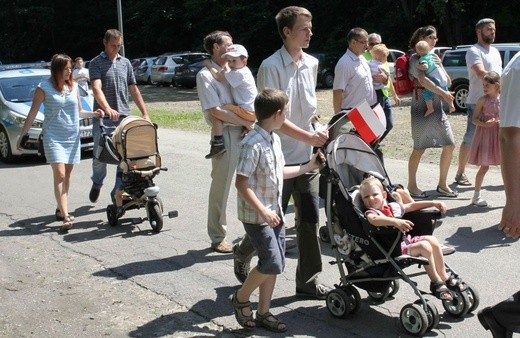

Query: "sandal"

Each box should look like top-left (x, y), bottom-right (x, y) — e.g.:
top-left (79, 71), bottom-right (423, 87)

top-left (436, 186), bottom-right (459, 198)
top-left (430, 281), bottom-right (453, 301)
top-left (255, 311), bottom-right (287, 333)
top-left (455, 173), bottom-right (472, 186)
top-left (228, 291), bottom-right (255, 330)
top-left (446, 274), bottom-right (468, 292)
top-left (61, 215), bottom-right (74, 230)
top-left (55, 208), bottom-right (64, 221)
top-left (55, 209), bottom-right (74, 222)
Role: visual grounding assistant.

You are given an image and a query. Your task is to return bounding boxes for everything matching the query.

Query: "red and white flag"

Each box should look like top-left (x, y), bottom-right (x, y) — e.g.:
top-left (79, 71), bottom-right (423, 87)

top-left (346, 101), bottom-right (386, 144)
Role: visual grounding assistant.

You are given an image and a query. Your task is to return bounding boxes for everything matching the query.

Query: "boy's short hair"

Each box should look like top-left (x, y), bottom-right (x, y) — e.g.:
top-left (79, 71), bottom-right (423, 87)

top-left (75, 57), bottom-right (83, 62)
top-left (254, 89), bottom-right (288, 121)
top-left (275, 6), bottom-right (312, 40)
top-left (370, 43), bottom-right (389, 58)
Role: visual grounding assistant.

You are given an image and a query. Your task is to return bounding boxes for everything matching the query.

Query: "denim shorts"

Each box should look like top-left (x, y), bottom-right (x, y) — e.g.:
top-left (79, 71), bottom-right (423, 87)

top-left (462, 104), bottom-right (476, 145)
top-left (243, 222), bottom-right (285, 275)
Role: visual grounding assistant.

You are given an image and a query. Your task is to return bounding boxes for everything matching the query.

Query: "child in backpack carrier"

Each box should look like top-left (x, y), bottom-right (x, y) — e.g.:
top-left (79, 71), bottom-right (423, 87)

top-left (359, 176), bottom-right (467, 300)
top-left (415, 41), bottom-right (456, 116)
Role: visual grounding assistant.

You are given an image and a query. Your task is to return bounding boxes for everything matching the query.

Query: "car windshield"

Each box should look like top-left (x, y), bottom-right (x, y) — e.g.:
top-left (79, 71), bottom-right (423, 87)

top-left (0, 75), bottom-right (49, 102)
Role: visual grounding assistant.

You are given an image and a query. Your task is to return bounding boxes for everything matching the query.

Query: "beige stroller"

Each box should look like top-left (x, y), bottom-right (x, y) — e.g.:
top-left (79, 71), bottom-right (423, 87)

top-left (106, 116), bottom-right (177, 232)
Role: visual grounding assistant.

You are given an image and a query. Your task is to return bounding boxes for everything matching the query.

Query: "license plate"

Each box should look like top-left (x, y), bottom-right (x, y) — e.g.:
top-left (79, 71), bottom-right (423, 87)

top-left (80, 130), bottom-right (92, 138)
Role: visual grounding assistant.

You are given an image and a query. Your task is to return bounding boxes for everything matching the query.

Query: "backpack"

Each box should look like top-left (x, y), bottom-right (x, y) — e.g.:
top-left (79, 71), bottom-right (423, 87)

top-left (393, 52), bottom-right (415, 95)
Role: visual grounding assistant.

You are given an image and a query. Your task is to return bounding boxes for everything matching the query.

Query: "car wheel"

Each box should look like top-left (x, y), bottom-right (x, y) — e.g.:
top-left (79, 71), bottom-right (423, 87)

top-left (323, 72), bottom-right (334, 88)
top-left (0, 126), bottom-right (15, 163)
top-left (453, 83), bottom-right (468, 112)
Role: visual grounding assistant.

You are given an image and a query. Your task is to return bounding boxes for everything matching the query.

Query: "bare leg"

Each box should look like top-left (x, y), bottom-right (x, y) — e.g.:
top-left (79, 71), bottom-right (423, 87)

top-left (474, 165), bottom-right (489, 193)
top-left (456, 143), bottom-right (471, 177)
top-left (424, 100), bottom-right (434, 117)
top-left (407, 148), bottom-right (425, 194)
top-left (236, 267), bottom-right (268, 327)
top-left (409, 239), bottom-right (447, 283)
top-left (499, 127), bottom-right (520, 238)
top-left (257, 275), bottom-right (276, 315)
top-left (437, 144), bottom-right (455, 192)
top-left (51, 163), bottom-right (74, 217)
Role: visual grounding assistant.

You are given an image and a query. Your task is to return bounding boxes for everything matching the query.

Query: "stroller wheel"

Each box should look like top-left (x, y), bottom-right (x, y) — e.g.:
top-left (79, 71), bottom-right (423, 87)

top-left (318, 226), bottom-right (330, 243)
top-left (414, 300), bottom-right (440, 331)
top-left (106, 204), bottom-right (118, 227)
top-left (463, 283), bottom-right (480, 313)
top-left (368, 280), bottom-right (399, 302)
top-left (147, 200), bottom-right (163, 233)
top-left (344, 285), bottom-right (361, 314)
top-left (442, 289), bottom-right (470, 317)
top-left (400, 303), bottom-right (429, 336)
top-left (326, 286), bottom-right (360, 318)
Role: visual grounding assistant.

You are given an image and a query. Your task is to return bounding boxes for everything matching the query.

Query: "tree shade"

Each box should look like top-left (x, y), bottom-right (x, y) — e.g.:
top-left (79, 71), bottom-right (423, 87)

top-left (0, 0), bottom-right (517, 64)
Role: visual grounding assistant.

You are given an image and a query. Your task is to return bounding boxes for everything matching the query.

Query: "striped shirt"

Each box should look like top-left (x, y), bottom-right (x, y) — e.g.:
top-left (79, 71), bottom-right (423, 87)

top-left (237, 124), bottom-right (285, 224)
top-left (89, 51), bottom-right (135, 114)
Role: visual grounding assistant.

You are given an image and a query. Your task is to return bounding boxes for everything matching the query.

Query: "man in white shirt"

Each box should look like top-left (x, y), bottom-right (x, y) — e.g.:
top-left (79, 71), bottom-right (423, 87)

top-left (233, 6), bottom-right (330, 300)
top-left (73, 57), bottom-right (90, 91)
top-left (333, 27), bottom-right (388, 114)
top-left (454, 18), bottom-right (502, 186)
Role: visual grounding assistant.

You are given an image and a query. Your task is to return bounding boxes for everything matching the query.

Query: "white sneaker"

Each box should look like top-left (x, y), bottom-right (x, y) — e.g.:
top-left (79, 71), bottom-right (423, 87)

top-left (472, 197), bottom-right (488, 207)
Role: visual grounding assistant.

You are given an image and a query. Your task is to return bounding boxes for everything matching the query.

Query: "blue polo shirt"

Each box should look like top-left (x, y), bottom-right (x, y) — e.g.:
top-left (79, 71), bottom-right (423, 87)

top-left (89, 51), bottom-right (136, 114)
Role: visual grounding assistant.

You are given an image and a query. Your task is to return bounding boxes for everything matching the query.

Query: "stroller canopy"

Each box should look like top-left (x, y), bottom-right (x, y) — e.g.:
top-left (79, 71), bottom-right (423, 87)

top-left (325, 132), bottom-right (390, 189)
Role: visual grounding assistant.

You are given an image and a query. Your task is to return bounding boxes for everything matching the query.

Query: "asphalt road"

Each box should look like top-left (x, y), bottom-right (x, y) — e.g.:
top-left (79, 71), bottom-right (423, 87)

top-left (0, 127), bottom-right (517, 337)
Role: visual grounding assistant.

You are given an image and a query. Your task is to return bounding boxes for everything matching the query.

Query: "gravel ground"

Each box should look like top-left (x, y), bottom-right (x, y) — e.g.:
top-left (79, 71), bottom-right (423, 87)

top-left (138, 85), bottom-right (469, 165)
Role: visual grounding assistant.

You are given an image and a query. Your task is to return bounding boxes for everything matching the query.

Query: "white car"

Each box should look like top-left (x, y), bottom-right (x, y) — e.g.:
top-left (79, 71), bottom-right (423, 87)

top-left (0, 66), bottom-right (94, 162)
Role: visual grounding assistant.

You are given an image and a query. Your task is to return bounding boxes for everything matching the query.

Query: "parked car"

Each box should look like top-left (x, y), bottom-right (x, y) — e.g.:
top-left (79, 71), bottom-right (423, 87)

top-left (173, 55), bottom-right (211, 89)
top-left (309, 52), bottom-right (337, 88)
top-left (0, 66), bottom-right (94, 162)
top-left (130, 58), bottom-right (142, 72)
top-left (442, 43), bottom-right (520, 112)
top-left (135, 57), bottom-right (157, 85)
top-left (151, 52), bottom-right (210, 87)
top-left (433, 47), bottom-right (450, 58)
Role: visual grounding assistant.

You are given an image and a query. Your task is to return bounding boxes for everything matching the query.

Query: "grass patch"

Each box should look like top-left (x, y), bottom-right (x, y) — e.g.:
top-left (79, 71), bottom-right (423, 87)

top-left (131, 108), bottom-right (210, 132)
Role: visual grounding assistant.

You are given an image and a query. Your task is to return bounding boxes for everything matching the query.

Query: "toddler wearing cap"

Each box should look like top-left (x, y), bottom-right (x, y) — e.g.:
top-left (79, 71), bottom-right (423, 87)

top-left (203, 44), bottom-right (258, 159)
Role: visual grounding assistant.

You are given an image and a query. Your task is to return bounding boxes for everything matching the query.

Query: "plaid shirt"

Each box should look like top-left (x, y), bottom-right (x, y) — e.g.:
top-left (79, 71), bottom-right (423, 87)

top-left (237, 125), bottom-right (285, 224)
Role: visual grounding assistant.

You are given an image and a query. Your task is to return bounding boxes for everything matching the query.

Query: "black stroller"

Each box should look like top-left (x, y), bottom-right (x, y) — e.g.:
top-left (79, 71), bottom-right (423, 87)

top-left (319, 130), bottom-right (479, 336)
top-left (96, 116), bottom-right (177, 232)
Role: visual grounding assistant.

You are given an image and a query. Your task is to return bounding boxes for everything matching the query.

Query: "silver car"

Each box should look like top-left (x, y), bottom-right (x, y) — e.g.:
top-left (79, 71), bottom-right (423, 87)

top-left (151, 52), bottom-right (209, 86)
top-left (0, 66), bottom-right (94, 162)
top-left (442, 43), bottom-right (520, 112)
top-left (134, 57), bottom-right (157, 85)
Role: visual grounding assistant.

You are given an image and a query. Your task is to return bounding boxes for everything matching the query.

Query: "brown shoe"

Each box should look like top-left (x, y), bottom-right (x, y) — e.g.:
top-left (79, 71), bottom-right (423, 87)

top-left (211, 241), bottom-right (232, 253)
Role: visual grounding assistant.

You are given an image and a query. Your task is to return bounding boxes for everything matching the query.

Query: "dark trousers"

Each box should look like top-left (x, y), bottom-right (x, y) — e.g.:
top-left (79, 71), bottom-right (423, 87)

top-left (491, 291), bottom-right (520, 332)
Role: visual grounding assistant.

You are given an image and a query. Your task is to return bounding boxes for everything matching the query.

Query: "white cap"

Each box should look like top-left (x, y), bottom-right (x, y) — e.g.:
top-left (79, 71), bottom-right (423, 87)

top-left (222, 44), bottom-right (248, 58)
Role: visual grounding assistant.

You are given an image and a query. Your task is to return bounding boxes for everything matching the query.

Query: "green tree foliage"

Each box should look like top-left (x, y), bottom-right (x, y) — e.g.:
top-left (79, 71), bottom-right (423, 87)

top-left (0, 0), bottom-right (518, 64)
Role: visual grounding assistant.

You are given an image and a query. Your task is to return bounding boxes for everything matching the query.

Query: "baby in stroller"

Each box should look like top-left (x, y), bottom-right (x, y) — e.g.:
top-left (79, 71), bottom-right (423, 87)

top-left (359, 176), bottom-right (466, 301)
